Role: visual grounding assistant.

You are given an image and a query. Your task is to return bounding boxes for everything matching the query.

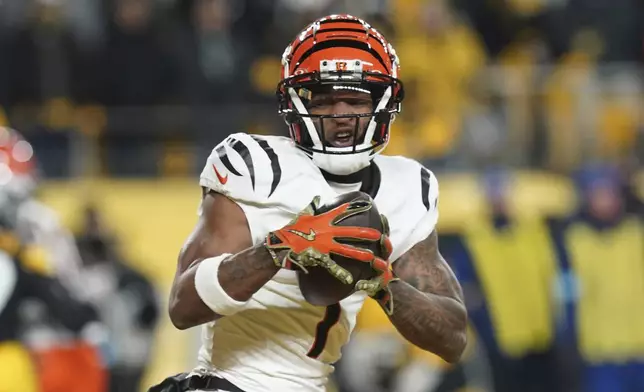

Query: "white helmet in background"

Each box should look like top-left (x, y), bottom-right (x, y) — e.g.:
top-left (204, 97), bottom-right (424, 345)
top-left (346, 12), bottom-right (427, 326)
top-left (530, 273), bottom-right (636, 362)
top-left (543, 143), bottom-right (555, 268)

top-left (0, 127), bottom-right (39, 204)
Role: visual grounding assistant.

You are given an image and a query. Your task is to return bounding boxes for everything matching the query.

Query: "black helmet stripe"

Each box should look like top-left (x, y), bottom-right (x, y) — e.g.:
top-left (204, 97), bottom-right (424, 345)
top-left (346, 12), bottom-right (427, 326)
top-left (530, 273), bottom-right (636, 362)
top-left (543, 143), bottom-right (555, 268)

top-left (291, 29), bottom-right (383, 57)
top-left (294, 39), bottom-right (390, 74)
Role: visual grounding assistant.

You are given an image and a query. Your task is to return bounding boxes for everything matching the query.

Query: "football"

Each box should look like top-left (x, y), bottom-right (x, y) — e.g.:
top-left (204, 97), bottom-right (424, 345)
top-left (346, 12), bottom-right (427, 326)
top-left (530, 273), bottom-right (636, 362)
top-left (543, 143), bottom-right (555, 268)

top-left (298, 191), bottom-right (388, 307)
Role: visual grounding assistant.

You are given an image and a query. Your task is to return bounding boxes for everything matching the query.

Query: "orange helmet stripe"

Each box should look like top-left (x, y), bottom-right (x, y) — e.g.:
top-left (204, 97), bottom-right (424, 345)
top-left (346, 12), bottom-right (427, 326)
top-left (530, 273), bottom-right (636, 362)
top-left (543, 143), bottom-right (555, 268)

top-left (293, 39), bottom-right (391, 75)
top-left (284, 16), bottom-right (397, 78)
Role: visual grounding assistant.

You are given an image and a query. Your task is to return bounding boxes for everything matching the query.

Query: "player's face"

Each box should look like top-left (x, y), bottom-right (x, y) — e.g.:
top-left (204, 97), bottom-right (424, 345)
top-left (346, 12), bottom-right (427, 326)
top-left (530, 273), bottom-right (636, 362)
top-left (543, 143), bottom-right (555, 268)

top-left (307, 90), bottom-right (373, 148)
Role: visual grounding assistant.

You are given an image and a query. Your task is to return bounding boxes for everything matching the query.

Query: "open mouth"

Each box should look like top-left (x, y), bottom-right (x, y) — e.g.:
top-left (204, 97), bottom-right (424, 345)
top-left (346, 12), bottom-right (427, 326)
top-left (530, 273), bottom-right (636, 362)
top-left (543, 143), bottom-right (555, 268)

top-left (329, 131), bottom-right (355, 147)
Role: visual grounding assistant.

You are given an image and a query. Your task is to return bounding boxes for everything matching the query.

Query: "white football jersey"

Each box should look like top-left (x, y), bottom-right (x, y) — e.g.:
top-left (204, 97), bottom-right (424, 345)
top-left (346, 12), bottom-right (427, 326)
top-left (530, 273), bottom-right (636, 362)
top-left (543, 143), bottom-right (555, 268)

top-left (15, 199), bottom-right (86, 298)
top-left (13, 199), bottom-right (92, 350)
top-left (196, 133), bottom-right (439, 392)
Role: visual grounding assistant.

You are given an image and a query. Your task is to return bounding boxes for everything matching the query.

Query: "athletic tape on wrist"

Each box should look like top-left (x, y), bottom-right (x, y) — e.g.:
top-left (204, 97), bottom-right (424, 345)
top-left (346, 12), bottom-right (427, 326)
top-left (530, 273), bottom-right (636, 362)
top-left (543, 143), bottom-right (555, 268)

top-left (194, 253), bottom-right (248, 316)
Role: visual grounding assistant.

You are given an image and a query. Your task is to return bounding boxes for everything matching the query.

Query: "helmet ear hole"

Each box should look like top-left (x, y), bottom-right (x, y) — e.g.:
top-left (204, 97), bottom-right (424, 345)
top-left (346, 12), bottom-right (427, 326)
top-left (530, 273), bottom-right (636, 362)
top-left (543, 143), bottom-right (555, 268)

top-left (288, 122), bottom-right (314, 148)
top-left (374, 111), bottom-right (391, 125)
top-left (394, 86), bottom-right (404, 103)
top-left (284, 111), bottom-right (300, 125)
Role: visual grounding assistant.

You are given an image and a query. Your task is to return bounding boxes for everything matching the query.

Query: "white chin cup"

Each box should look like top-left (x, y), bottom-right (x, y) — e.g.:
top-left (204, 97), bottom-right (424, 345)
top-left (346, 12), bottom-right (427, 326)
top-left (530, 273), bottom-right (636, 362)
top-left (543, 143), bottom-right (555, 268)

top-left (312, 150), bottom-right (372, 175)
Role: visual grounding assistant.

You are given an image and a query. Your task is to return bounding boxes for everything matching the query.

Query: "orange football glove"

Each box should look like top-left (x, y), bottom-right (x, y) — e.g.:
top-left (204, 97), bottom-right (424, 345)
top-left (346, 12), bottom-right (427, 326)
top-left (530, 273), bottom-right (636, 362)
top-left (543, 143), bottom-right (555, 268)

top-left (355, 257), bottom-right (399, 315)
top-left (264, 196), bottom-right (388, 285)
top-left (355, 215), bottom-right (399, 315)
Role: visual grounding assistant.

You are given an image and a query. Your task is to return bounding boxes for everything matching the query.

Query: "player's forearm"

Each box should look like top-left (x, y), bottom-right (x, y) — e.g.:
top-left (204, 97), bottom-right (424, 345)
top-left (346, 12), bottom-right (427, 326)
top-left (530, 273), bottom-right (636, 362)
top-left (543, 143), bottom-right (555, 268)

top-left (385, 280), bottom-right (467, 363)
top-left (169, 244), bottom-right (279, 329)
top-left (217, 244), bottom-right (281, 301)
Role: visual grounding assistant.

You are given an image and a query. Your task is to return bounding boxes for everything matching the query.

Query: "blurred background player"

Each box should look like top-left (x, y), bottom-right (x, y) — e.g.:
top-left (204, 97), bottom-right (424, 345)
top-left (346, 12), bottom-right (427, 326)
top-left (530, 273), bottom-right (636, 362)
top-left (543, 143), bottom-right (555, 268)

top-left (0, 127), bottom-right (109, 392)
top-left (0, 188), bottom-right (104, 392)
top-left (440, 168), bottom-right (563, 392)
top-left (76, 204), bottom-right (161, 392)
top-left (549, 164), bottom-right (644, 392)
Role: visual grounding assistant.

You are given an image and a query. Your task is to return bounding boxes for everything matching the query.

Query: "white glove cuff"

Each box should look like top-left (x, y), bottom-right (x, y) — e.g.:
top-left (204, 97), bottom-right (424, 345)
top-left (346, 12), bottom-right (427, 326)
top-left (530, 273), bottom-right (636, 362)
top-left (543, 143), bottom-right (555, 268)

top-left (194, 254), bottom-right (248, 316)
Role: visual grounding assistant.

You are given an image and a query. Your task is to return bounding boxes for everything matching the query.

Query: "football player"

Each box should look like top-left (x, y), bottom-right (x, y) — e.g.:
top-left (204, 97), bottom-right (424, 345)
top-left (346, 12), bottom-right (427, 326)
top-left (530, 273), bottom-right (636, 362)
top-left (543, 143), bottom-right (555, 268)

top-left (0, 195), bottom-right (104, 392)
top-left (0, 127), bottom-right (86, 295)
top-left (153, 14), bottom-right (467, 392)
top-left (0, 127), bottom-right (109, 392)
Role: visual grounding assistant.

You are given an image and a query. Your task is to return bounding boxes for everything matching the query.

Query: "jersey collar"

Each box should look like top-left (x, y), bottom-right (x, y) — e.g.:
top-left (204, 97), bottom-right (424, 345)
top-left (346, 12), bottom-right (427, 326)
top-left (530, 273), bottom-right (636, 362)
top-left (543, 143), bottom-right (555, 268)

top-left (320, 162), bottom-right (381, 199)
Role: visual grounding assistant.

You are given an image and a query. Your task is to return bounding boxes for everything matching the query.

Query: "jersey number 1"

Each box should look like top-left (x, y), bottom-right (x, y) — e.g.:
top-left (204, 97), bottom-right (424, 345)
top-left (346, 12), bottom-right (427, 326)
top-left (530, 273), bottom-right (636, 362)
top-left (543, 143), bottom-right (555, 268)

top-left (307, 304), bottom-right (341, 358)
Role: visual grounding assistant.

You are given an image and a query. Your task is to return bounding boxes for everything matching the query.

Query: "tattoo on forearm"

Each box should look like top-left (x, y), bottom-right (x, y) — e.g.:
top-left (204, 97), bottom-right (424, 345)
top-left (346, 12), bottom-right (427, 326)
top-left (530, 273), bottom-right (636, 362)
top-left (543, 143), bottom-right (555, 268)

top-left (388, 280), bottom-right (467, 360)
top-left (218, 246), bottom-right (282, 301)
top-left (388, 231), bottom-right (467, 361)
top-left (394, 231), bottom-right (463, 299)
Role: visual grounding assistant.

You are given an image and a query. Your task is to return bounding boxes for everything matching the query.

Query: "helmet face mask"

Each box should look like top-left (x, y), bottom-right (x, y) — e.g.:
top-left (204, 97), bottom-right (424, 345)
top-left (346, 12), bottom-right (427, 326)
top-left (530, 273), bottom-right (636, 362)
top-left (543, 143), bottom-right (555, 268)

top-left (278, 69), bottom-right (403, 154)
top-left (277, 14), bottom-right (405, 175)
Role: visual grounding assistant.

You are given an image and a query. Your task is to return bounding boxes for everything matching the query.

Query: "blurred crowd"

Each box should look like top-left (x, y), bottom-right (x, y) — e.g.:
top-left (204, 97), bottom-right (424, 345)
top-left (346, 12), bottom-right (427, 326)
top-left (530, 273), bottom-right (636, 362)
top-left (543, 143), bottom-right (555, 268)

top-left (0, 0), bottom-right (641, 177)
top-left (0, 1), bottom-right (643, 392)
top-left (337, 164), bottom-right (643, 392)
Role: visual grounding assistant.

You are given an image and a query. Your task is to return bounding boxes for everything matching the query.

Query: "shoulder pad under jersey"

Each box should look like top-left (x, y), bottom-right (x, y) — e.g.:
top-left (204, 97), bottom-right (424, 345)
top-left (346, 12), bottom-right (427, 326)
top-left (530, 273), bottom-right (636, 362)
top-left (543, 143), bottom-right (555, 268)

top-left (374, 155), bottom-right (440, 260)
top-left (200, 133), bottom-right (315, 208)
top-left (411, 163), bottom-right (440, 242)
top-left (377, 155), bottom-right (440, 222)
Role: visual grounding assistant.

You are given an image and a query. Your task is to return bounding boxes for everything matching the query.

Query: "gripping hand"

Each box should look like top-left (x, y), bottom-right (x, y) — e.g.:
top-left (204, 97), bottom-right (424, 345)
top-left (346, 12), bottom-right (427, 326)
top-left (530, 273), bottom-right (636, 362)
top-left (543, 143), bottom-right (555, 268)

top-left (264, 196), bottom-right (386, 285)
top-left (354, 215), bottom-right (399, 315)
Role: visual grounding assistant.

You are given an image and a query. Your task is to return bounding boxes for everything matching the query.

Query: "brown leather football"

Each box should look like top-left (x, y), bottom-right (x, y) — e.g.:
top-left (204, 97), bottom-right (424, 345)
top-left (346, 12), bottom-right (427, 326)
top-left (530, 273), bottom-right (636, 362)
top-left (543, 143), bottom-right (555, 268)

top-left (297, 191), bottom-right (388, 306)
